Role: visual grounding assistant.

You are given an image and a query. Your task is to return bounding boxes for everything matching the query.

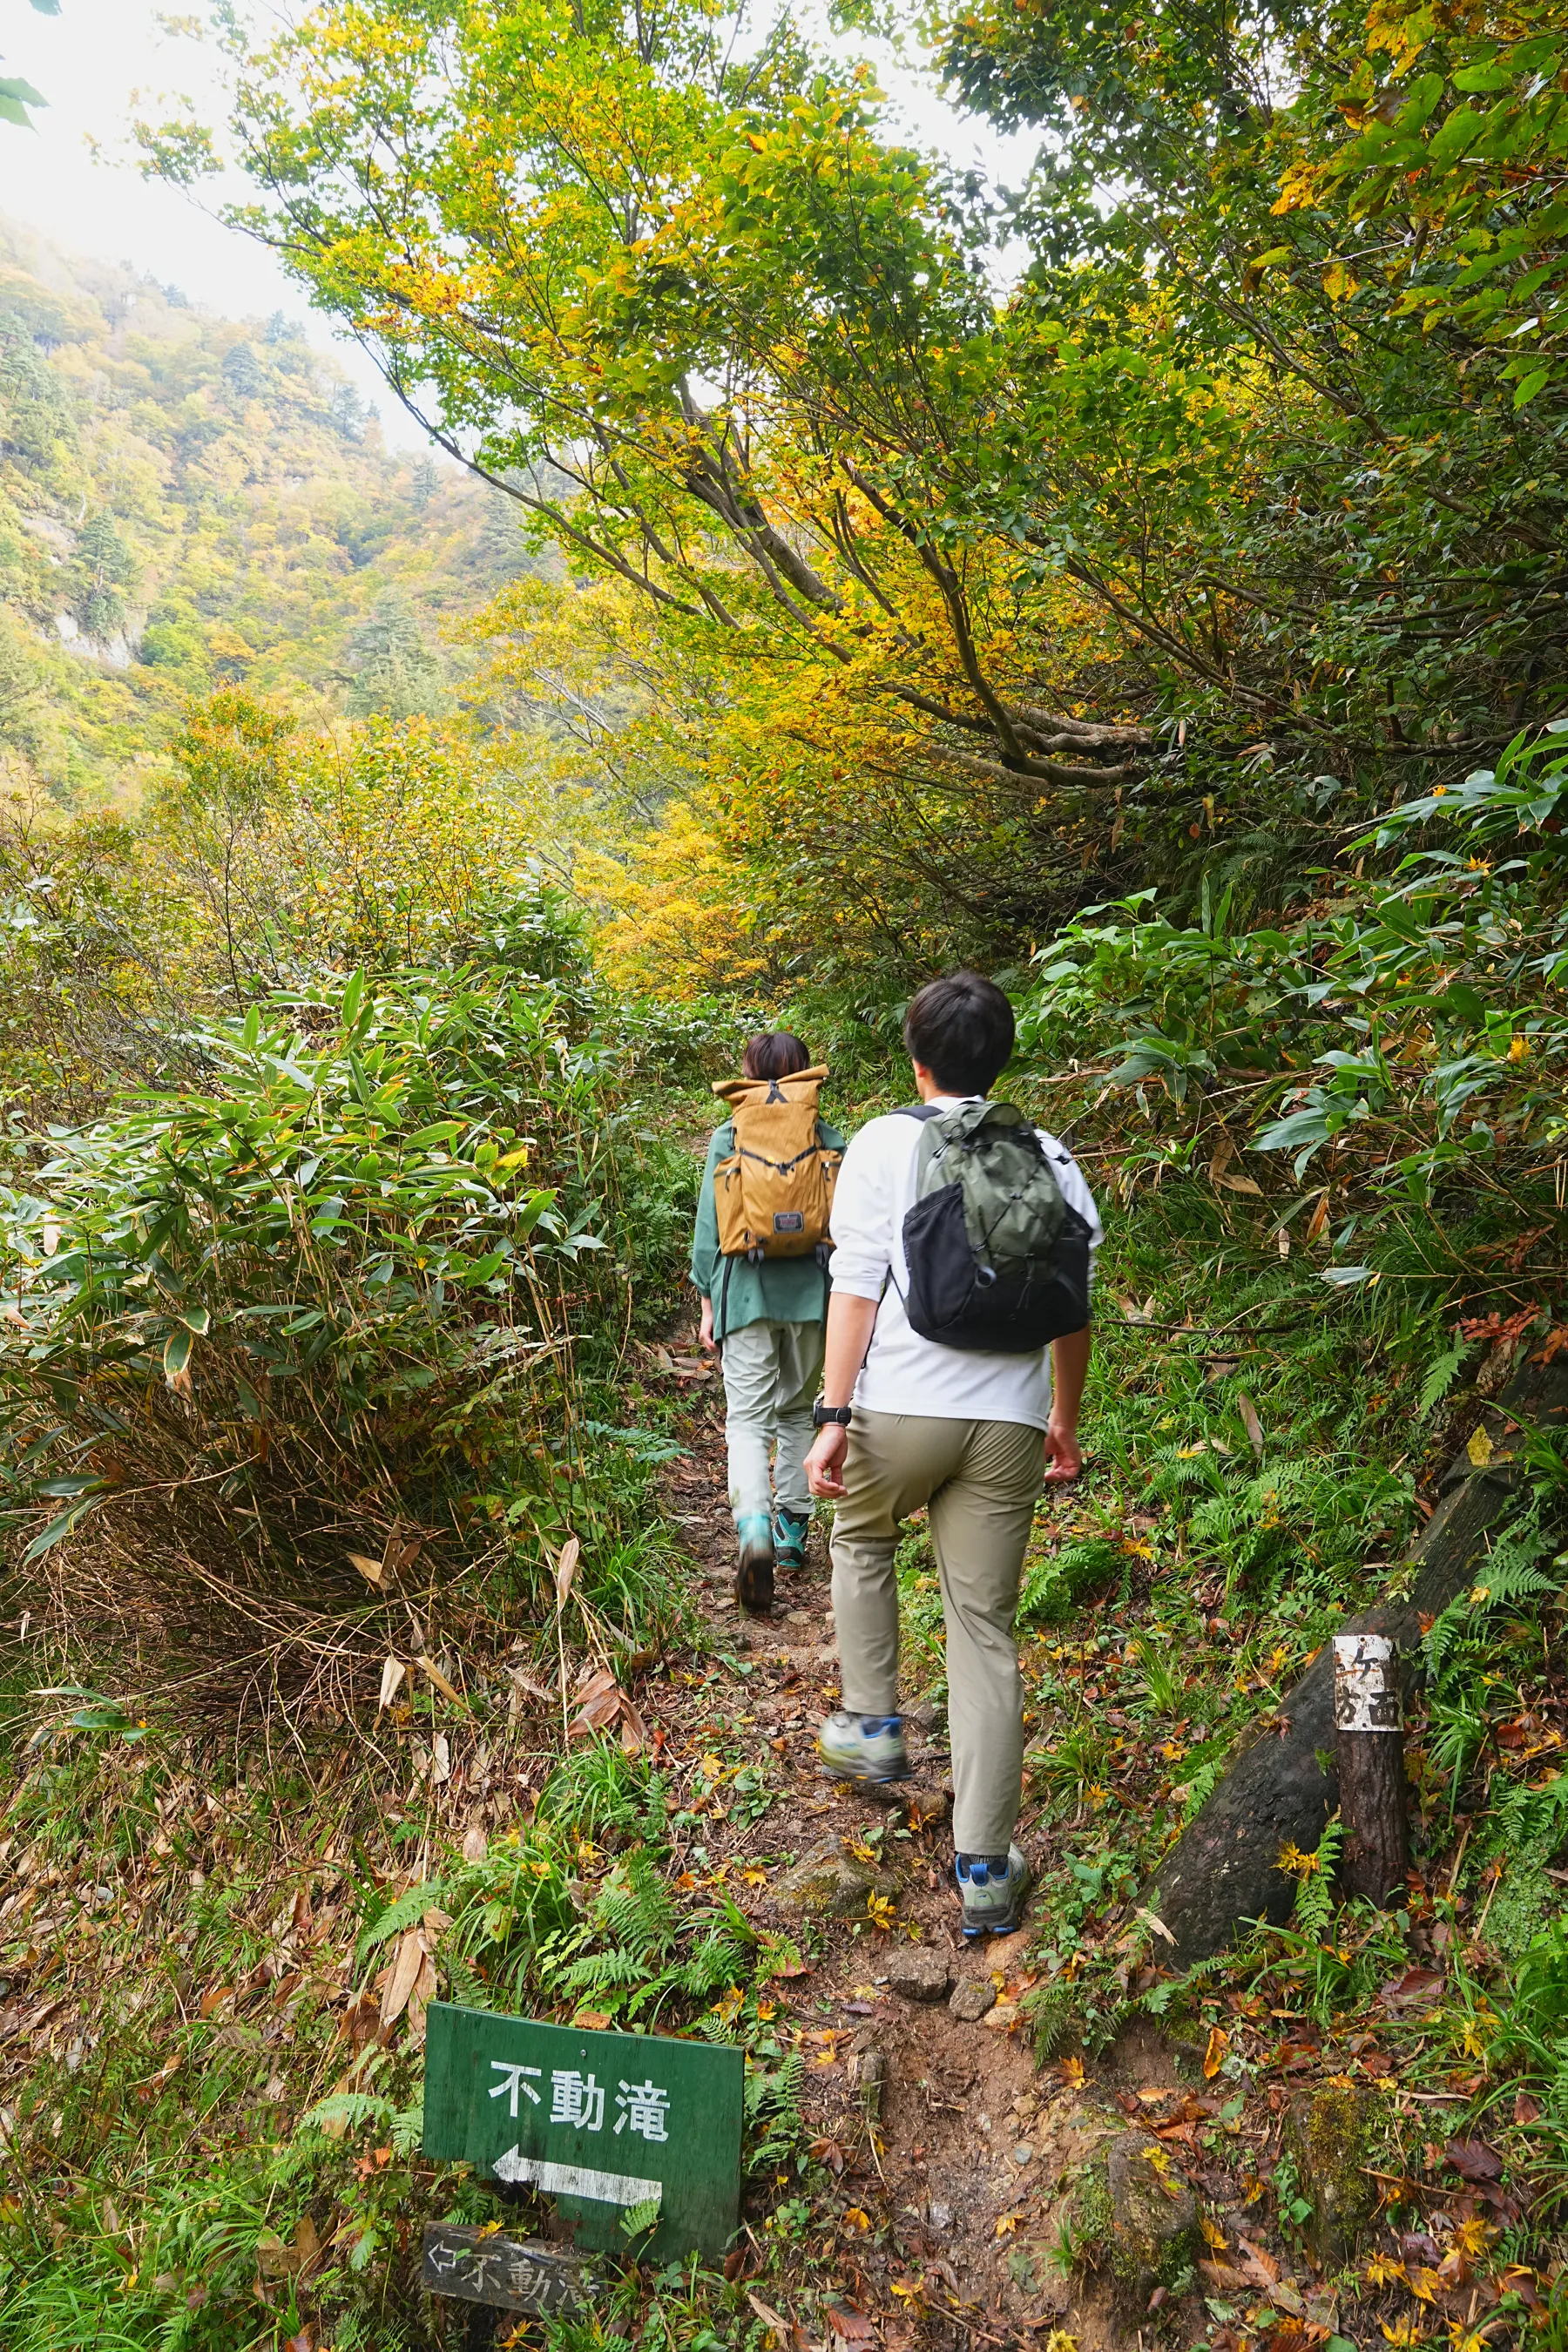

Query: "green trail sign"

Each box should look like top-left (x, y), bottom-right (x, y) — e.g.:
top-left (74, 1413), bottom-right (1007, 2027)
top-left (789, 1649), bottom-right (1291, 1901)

top-left (422, 2002), bottom-right (745, 2262)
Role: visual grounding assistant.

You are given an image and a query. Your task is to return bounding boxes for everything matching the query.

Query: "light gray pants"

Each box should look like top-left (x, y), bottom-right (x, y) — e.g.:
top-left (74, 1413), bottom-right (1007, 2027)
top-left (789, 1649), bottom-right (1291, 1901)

top-left (720, 1320), bottom-right (825, 1523)
top-left (828, 1409), bottom-right (1044, 1856)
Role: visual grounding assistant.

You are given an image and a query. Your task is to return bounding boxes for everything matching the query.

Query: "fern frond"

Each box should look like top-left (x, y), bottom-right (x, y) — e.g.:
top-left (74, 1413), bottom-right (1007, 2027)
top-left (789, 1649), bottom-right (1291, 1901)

top-left (1418, 1341), bottom-right (1472, 1419)
top-left (298, 2091), bottom-right (389, 2138)
top-left (553, 1947), bottom-right (651, 1996)
top-left (443, 1953), bottom-right (494, 2011)
top-left (1293, 1817), bottom-right (1345, 1941)
top-left (357, 1879), bottom-right (445, 1965)
top-left (1180, 1758), bottom-right (1225, 1821)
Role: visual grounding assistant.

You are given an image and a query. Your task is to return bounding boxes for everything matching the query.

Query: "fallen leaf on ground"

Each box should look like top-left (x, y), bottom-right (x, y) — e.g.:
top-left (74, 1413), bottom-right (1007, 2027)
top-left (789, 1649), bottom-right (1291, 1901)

top-left (1203, 2024), bottom-right (1229, 2078)
top-left (1235, 2235), bottom-right (1280, 2288)
top-left (416, 1654), bottom-right (461, 1704)
top-left (826, 2308), bottom-right (878, 2341)
top-left (1445, 2137), bottom-right (1504, 2182)
top-left (377, 1656), bottom-right (405, 1710)
top-left (1379, 1966), bottom-right (1444, 2010)
top-left (747, 2293), bottom-right (807, 2352)
top-left (378, 1928), bottom-right (428, 2028)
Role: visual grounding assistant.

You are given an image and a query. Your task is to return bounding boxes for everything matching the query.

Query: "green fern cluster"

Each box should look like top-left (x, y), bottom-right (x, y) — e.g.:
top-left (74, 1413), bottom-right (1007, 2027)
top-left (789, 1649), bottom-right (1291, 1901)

top-left (537, 1853), bottom-right (757, 2027)
top-left (1423, 1511), bottom-right (1562, 1815)
top-left (349, 1736), bottom-right (794, 2063)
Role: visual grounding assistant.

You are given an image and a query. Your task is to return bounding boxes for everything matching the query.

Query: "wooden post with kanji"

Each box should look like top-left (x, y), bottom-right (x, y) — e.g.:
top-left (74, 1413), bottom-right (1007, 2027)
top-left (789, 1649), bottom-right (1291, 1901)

top-left (422, 2002), bottom-right (746, 2266)
top-left (1334, 1632), bottom-right (1410, 1904)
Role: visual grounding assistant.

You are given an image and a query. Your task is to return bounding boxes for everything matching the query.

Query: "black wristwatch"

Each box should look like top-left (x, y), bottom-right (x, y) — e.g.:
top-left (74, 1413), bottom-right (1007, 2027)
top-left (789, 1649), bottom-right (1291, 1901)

top-left (812, 1399), bottom-right (853, 1428)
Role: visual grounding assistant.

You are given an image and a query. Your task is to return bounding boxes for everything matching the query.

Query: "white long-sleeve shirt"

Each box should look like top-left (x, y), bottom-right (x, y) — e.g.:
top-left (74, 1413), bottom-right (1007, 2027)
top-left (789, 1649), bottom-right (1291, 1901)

top-left (828, 1095), bottom-right (1103, 1429)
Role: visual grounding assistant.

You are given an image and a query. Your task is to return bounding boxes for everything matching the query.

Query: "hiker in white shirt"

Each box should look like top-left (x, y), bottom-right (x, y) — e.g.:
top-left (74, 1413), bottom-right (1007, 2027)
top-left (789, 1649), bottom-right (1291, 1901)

top-left (804, 971), bottom-right (1102, 1940)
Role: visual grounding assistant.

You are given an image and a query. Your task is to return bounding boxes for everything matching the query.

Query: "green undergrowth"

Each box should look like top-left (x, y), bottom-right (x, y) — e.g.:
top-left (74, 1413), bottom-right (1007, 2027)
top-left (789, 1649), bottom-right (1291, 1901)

top-left (0, 1617), bottom-right (807, 2349)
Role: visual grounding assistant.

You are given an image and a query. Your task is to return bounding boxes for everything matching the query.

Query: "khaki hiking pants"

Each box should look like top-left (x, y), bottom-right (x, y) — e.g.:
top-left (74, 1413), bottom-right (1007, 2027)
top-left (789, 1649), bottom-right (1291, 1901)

top-left (720, 1319), bottom-right (825, 1524)
top-left (828, 1410), bottom-right (1044, 1856)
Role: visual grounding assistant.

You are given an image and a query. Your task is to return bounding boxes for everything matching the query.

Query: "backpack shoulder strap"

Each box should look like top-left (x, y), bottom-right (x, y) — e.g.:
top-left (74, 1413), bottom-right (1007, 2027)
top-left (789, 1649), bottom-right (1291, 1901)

top-left (896, 1104), bottom-right (943, 1122)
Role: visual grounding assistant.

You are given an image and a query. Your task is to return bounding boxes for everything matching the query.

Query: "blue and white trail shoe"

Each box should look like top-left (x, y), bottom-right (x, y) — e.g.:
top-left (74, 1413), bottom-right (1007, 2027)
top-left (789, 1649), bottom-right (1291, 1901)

top-left (816, 1710), bottom-right (909, 1784)
top-left (955, 1845), bottom-right (1031, 1939)
top-left (735, 1511), bottom-right (774, 1616)
top-left (773, 1506), bottom-right (811, 1573)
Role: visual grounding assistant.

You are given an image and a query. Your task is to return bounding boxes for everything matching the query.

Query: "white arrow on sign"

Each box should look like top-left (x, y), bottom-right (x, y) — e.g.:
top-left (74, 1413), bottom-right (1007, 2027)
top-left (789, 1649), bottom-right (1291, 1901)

top-left (492, 2146), bottom-right (661, 2206)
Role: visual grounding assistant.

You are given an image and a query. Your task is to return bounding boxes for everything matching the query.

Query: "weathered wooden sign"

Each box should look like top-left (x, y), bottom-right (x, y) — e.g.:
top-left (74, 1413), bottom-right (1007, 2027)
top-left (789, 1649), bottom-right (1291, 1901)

top-left (422, 2226), bottom-right (590, 2315)
top-left (422, 2002), bottom-right (745, 2261)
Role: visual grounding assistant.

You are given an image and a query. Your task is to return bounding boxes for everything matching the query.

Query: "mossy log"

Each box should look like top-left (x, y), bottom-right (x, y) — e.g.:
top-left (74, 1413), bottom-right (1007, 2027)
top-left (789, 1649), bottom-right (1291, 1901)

top-left (1143, 1360), bottom-right (1568, 1967)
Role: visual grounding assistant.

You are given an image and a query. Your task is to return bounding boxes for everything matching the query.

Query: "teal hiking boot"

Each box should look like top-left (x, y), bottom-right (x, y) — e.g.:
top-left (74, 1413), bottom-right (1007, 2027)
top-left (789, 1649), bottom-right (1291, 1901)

top-left (816, 1710), bottom-right (909, 1784)
top-left (954, 1845), bottom-right (1031, 1940)
top-left (735, 1512), bottom-right (774, 1617)
top-left (773, 1506), bottom-right (811, 1573)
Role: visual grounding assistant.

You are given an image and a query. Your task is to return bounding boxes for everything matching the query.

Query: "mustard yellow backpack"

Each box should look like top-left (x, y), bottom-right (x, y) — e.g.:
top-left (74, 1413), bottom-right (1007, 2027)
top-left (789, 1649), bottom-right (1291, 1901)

top-left (711, 1064), bottom-right (841, 1260)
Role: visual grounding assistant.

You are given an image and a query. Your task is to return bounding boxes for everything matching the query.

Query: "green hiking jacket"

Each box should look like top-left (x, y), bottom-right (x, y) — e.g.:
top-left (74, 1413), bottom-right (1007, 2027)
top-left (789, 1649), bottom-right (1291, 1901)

top-left (690, 1116), bottom-right (847, 1341)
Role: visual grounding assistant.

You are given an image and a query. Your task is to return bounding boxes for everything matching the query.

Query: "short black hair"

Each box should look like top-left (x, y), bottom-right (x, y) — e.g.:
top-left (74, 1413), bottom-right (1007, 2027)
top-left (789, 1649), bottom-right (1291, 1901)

top-left (902, 971), bottom-right (1015, 1096)
top-left (741, 1031), bottom-right (812, 1081)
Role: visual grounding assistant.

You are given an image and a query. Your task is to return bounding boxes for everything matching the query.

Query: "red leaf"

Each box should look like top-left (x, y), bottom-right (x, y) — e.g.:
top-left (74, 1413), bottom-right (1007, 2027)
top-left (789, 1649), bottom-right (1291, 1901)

top-left (1446, 2137), bottom-right (1504, 2182)
top-left (826, 2308), bottom-right (879, 2342)
top-left (1379, 1966), bottom-right (1444, 2009)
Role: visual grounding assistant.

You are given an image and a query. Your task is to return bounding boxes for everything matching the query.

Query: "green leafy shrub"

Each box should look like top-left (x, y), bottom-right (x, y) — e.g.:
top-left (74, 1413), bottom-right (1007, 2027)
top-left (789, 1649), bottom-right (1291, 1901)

top-left (0, 947), bottom-right (612, 1709)
top-left (1017, 736), bottom-right (1568, 1266)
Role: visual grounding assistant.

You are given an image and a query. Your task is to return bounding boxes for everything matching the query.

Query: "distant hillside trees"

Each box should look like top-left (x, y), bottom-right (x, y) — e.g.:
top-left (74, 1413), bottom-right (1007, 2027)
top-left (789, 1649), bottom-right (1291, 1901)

top-left (345, 592), bottom-right (448, 721)
top-left (74, 514), bottom-right (132, 639)
top-left (0, 221), bottom-right (541, 790)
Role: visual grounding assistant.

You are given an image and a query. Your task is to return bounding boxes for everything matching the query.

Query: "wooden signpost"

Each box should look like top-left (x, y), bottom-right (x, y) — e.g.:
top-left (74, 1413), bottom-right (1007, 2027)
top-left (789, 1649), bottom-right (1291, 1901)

top-left (422, 2225), bottom-right (591, 2316)
top-left (422, 2001), bottom-right (746, 2276)
top-left (1333, 1631), bottom-right (1410, 1903)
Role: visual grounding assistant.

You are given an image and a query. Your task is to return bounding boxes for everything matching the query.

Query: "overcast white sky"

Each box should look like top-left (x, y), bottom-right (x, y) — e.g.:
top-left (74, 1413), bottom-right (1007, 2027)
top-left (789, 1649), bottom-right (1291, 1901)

top-left (0, 0), bottom-right (1037, 454)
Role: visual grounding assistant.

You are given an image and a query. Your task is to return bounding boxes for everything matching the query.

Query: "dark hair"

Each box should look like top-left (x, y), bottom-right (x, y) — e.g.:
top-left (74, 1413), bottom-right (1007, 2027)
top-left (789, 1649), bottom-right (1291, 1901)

top-left (741, 1031), bottom-right (812, 1081)
top-left (902, 971), bottom-right (1015, 1096)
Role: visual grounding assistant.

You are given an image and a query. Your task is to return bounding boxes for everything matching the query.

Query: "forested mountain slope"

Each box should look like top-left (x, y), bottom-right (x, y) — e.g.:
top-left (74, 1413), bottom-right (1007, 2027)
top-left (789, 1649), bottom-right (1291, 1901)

top-left (0, 220), bottom-right (541, 797)
top-left (0, 1), bottom-right (1564, 2347)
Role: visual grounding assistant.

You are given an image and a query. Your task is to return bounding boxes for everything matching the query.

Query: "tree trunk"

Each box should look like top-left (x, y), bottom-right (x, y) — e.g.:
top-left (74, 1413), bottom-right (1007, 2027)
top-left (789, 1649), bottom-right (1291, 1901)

top-left (1141, 1359), bottom-right (1568, 1966)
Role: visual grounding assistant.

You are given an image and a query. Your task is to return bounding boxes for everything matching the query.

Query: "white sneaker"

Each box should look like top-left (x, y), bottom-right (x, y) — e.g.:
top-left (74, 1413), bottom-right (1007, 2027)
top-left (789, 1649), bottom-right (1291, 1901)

top-left (955, 1844), bottom-right (1031, 1939)
top-left (815, 1710), bottom-right (909, 1784)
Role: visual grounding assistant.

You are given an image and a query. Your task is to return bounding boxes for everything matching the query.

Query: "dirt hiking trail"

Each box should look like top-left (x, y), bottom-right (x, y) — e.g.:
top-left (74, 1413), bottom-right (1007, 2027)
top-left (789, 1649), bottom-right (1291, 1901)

top-left (640, 1334), bottom-right (1348, 2352)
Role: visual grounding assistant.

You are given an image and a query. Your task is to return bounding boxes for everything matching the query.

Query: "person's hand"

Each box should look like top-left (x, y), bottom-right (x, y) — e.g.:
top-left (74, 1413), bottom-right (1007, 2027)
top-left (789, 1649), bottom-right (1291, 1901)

top-left (1044, 1415), bottom-right (1083, 1484)
top-left (699, 1296), bottom-right (715, 1352)
top-left (806, 1423), bottom-right (849, 1499)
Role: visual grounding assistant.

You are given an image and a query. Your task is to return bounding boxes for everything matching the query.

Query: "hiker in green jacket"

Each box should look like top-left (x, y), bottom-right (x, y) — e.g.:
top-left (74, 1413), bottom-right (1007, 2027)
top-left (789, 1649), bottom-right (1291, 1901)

top-left (692, 1032), bottom-right (847, 1616)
